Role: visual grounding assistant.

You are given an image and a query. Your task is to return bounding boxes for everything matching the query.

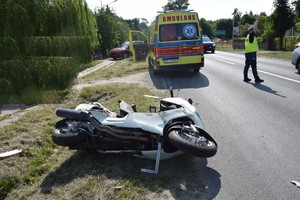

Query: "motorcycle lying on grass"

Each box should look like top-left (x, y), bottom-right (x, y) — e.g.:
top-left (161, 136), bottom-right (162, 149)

top-left (52, 89), bottom-right (217, 174)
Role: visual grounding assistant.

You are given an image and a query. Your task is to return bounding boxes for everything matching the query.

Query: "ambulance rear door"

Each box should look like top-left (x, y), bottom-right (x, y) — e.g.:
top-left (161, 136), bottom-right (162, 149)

top-left (128, 30), bottom-right (149, 62)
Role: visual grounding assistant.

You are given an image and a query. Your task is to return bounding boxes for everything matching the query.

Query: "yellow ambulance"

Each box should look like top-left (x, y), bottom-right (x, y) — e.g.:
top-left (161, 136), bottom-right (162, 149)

top-left (129, 10), bottom-right (204, 74)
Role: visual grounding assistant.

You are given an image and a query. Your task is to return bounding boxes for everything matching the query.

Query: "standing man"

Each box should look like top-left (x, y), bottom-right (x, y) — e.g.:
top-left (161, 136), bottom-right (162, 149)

top-left (243, 15), bottom-right (264, 83)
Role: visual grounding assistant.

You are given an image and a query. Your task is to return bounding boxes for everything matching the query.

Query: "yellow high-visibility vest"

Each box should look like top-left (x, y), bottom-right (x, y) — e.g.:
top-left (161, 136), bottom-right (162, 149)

top-left (245, 34), bottom-right (259, 53)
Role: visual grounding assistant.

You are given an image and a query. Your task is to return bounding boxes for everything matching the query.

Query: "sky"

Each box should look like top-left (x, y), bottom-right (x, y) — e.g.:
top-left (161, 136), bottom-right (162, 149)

top-left (85, 0), bottom-right (275, 23)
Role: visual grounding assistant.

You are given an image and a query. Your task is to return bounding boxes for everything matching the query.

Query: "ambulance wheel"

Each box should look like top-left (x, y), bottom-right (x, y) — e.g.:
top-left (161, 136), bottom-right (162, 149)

top-left (148, 56), bottom-right (152, 67)
top-left (193, 67), bottom-right (200, 73)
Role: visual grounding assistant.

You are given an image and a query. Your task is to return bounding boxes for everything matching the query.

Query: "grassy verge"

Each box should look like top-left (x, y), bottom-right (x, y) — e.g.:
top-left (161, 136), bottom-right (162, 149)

top-left (79, 58), bottom-right (148, 82)
top-left (0, 114), bottom-right (10, 121)
top-left (1, 58), bottom-right (208, 199)
top-left (1, 81), bottom-right (200, 199)
top-left (257, 51), bottom-right (292, 60)
top-left (217, 44), bottom-right (292, 60)
top-left (0, 104), bottom-right (59, 199)
top-left (0, 60), bottom-right (102, 105)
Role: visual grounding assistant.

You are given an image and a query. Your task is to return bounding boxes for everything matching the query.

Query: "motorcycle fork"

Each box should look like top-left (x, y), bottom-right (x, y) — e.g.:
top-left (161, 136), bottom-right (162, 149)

top-left (140, 136), bottom-right (162, 174)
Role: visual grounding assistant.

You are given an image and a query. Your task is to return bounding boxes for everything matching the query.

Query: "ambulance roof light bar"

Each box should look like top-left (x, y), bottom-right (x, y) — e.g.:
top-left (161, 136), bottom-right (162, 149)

top-left (157, 9), bottom-right (194, 14)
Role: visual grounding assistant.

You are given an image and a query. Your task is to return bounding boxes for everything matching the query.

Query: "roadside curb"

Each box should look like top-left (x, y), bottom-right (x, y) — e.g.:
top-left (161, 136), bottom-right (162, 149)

top-left (0, 104), bottom-right (27, 116)
top-left (77, 59), bottom-right (114, 78)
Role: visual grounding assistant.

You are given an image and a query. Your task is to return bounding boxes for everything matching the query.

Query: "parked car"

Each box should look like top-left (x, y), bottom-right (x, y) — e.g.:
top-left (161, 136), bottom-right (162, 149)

top-left (291, 46), bottom-right (300, 74)
top-left (295, 42), bottom-right (300, 49)
top-left (109, 42), bottom-right (132, 60)
top-left (203, 36), bottom-right (215, 53)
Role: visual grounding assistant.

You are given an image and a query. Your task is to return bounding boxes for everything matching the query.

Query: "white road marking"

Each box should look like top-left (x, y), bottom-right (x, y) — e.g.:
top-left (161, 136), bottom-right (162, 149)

top-left (209, 56), bottom-right (300, 84)
top-left (258, 70), bottom-right (300, 84)
top-left (213, 58), bottom-right (236, 65)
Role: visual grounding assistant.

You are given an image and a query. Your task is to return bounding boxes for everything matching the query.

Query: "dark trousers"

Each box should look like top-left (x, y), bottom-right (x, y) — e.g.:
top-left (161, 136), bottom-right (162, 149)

top-left (244, 52), bottom-right (259, 80)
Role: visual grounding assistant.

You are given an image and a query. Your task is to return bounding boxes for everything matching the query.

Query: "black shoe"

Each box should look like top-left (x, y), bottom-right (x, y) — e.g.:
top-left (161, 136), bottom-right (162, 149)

top-left (243, 77), bottom-right (251, 82)
top-left (255, 78), bottom-right (264, 83)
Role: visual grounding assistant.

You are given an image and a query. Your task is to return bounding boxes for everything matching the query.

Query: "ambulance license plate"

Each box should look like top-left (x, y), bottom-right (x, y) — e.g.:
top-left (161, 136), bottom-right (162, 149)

top-left (164, 59), bottom-right (178, 64)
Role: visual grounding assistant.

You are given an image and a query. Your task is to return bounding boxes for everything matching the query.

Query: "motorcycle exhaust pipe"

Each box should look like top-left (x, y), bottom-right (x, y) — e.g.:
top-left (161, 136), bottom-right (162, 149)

top-left (98, 125), bottom-right (150, 142)
top-left (56, 108), bottom-right (90, 121)
top-left (86, 116), bottom-right (150, 142)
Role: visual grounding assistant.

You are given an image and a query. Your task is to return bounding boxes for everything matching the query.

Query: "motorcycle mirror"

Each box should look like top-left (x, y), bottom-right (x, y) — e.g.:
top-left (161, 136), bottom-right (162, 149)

top-left (170, 87), bottom-right (173, 97)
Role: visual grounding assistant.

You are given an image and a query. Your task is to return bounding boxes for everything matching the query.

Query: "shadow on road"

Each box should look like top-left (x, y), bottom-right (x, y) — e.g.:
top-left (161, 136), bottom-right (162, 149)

top-left (149, 69), bottom-right (210, 90)
top-left (250, 83), bottom-right (287, 98)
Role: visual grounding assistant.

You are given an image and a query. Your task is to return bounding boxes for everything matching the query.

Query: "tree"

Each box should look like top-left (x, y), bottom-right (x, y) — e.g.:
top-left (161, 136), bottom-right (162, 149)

top-left (0, 0), bottom-right (99, 95)
top-left (292, 0), bottom-right (300, 20)
top-left (232, 8), bottom-right (242, 27)
top-left (271, 0), bottom-right (295, 48)
top-left (200, 18), bottom-right (214, 38)
top-left (96, 6), bottom-right (121, 57)
top-left (162, 0), bottom-right (190, 11)
top-left (126, 18), bottom-right (149, 37)
top-left (240, 11), bottom-right (255, 25)
top-left (215, 18), bottom-right (233, 40)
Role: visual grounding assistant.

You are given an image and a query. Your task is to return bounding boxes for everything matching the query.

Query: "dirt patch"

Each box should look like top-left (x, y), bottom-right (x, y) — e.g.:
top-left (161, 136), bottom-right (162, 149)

top-left (73, 71), bottom-right (155, 91)
top-left (77, 60), bottom-right (115, 78)
top-left (0, 105), bottom-right (40, 128)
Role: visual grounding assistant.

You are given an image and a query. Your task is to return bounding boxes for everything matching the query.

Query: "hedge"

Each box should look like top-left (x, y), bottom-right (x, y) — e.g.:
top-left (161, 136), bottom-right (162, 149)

top-left (0, 57), bottom-right (79, 94)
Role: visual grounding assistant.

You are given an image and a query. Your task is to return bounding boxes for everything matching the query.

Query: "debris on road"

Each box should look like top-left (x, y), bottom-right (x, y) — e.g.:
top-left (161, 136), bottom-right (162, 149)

top-left (291, 180), bottom-right (300, 188)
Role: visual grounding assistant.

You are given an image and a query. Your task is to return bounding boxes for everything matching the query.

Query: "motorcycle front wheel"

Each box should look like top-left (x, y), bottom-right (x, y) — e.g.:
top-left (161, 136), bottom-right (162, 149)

top-left (52, 119), bottom-right (87, 146)
top-left (167, 123), bottom-right (217, 157)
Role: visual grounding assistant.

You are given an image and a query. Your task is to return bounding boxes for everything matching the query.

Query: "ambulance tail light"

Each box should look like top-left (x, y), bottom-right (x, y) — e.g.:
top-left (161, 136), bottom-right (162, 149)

top-left (200, 44), bottom-right (204, 54)
top-left (155, 47), bottom-right (159, 57)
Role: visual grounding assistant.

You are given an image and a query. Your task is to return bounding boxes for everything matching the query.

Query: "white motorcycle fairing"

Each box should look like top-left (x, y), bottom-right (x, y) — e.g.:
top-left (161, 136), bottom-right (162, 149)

top-left (75, 97), bottom-right (204, 135)
top-left (53, 96), bottom-right (217, 174)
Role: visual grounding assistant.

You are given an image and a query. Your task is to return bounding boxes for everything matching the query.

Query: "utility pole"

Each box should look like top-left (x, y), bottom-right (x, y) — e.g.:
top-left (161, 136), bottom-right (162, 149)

top-left (232, 14), bottom-right (235, 49)
top-left (101, 0), bottom-right (118, 8)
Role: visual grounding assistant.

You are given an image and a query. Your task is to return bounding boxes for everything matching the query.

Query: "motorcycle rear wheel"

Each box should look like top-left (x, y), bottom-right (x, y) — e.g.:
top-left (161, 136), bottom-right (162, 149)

top-left (52, 119), bottom-right (87, 146)
top-left (167, 124), bottom-right (217, 157)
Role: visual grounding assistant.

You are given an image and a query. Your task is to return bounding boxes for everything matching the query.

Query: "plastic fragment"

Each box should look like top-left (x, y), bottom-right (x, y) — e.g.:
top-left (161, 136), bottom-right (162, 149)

top-left (291, 180), bottom-right (300, 188)
top-left (0, 149), bottom-right (22, 158)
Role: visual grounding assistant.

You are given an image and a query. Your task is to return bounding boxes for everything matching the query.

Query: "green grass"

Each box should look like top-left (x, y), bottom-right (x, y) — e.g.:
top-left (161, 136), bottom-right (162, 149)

top-left (0, 114), bottom-right (10, 121)
top-left (216, 43), bottom-right (292, 60)
top-left (0, 104), bottom-right (58, 199)
top-left (257, 51), bottom-right (292, 60)
top-left (80, 58), bottom-right (148, 82)
top-left (79, 60), bottom-right (102, 71)
top-left (0, 60), bottom-right (102, 105)
top-left (79, 83), bottom-right (164, 113)
top-left (216, 42), bottom-right (236, 51)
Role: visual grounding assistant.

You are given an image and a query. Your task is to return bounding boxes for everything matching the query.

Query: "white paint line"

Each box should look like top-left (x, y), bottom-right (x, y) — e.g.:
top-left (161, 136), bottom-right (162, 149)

top-left (208, 56), bottom-right (300, 84)
top-left (258, 70), bottom-right (300, 84)
top-left (213, 58), bottom-right (236, 65)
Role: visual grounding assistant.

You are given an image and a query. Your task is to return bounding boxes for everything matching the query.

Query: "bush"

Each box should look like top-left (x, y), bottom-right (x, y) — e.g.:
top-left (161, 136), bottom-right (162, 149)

top-left (0, 37), bottom-right (21, 59)
top-left (24, 36), bottom-right (93, 63)
top-left (0, 57), bottom-right (80, 94)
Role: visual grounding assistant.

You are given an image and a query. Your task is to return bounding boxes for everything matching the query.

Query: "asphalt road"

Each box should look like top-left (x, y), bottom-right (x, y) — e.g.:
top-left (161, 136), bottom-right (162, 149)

top-left (153, 51), bottom-right (300, 199)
